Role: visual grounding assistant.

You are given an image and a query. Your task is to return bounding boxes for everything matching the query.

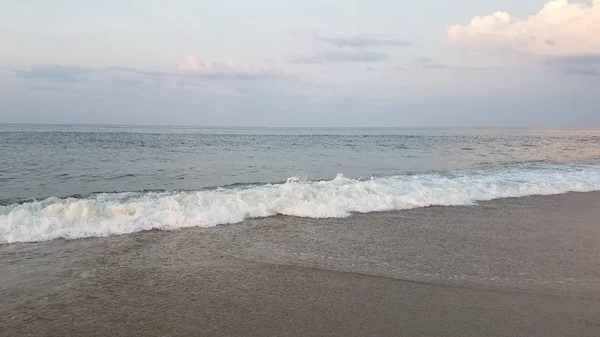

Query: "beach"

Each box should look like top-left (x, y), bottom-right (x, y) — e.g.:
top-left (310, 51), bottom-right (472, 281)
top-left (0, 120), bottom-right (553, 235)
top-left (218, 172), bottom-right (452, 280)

top-left (2, 191), bottom-right (599, 337)
top-left (3, 0), bottom-right (600, 333)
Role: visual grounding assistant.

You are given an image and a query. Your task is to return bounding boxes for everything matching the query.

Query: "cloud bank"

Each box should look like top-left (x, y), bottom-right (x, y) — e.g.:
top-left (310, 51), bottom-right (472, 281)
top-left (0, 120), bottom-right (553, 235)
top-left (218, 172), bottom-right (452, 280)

top-left (13, 56), bottom-right (285, 85)
top-left (13, 65), bottom-right (95, 82)
top-left (448, 0), bottom-right (600, 58)
top-left (316, 34), bottom-right (413, 48)
top-left (284, 32), bottom-right (412, 65)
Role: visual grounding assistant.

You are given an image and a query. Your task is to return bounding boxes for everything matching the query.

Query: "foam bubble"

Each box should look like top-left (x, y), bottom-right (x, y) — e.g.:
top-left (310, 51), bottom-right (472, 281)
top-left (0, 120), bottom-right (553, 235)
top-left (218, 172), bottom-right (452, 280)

top-left (2, 163), bottom-right (600, 244)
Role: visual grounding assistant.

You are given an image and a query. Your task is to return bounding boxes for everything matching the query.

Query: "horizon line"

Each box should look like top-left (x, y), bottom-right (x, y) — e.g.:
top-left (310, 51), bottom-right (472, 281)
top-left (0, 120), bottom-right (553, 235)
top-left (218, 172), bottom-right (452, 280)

top-left (1, 122), bottom-right (598, 130)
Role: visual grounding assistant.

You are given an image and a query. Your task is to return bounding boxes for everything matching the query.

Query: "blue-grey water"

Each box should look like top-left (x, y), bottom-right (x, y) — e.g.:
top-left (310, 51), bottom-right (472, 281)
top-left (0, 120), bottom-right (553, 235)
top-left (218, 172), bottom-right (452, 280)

top-left (4, 124), bottom-right (600, 337)
top-left (2, 124), bottom-right (600, 243)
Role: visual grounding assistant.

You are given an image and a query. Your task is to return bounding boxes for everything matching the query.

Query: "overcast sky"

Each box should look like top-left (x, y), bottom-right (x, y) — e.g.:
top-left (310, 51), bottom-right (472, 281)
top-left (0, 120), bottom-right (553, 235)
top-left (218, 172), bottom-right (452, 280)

top-left (1, 0), bottom-right (598, 127)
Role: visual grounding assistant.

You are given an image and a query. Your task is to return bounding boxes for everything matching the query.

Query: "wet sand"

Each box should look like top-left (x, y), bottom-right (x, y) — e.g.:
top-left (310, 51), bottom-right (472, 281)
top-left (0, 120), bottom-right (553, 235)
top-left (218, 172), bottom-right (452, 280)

top-left (2, 192), bottom-right (600, 336)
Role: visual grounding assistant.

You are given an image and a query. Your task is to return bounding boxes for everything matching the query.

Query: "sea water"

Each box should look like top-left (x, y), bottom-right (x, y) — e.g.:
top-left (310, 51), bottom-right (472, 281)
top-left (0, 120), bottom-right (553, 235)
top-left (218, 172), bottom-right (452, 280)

top-left (2, 124), bottom-right (600, 243)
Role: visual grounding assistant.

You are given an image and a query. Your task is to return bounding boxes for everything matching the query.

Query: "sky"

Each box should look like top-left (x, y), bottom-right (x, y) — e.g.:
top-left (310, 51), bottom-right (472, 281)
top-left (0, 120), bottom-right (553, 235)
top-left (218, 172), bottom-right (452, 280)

top-left (0, 0), bottom-right (599, 127)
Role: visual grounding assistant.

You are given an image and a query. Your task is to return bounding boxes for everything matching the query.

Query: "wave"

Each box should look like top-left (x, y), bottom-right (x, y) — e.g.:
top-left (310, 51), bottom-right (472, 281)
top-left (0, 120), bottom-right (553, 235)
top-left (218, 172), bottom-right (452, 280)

top-left (2, 163), bottom-right (600, 244)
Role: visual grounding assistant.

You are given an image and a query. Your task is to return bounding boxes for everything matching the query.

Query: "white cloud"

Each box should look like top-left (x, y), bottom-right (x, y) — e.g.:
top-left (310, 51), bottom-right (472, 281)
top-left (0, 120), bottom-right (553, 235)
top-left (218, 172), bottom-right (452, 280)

top-left (447, 0), bottom-right (600, 58)
top-left (178, 55), bottom-right (284, 78)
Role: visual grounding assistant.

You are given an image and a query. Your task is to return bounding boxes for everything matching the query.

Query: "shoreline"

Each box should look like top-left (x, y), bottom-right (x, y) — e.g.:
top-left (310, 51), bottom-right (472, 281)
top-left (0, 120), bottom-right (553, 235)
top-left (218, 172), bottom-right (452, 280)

top-left (2, 191), bottom-right (600, 336)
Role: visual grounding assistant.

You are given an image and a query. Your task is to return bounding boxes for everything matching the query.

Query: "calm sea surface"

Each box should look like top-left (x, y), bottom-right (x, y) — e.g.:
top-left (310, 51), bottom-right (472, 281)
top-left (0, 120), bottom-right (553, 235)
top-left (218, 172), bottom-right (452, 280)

top-left (2, 124), bottom-right (600, 202)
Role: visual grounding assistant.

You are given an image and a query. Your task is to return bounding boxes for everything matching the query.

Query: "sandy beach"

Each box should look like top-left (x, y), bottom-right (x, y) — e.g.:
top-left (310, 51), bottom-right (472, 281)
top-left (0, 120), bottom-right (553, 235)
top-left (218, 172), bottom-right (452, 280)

top-left (2, 192), bottom-right (600, 336)
top-left (3, 0), bottom-right (600, 334)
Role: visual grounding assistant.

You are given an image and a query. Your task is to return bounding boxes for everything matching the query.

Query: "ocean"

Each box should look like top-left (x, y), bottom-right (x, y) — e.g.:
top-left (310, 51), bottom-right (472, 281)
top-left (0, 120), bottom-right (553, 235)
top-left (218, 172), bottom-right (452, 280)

top-left (2, 124), bottom-right (600, 244)
top-left (3, 124), bottom-right (600, 336)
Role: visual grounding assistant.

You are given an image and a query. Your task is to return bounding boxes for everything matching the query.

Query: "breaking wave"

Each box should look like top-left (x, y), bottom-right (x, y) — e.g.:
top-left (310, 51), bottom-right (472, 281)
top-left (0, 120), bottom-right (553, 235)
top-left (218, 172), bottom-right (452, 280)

top-left (2, 163), bottom-right (600, 244)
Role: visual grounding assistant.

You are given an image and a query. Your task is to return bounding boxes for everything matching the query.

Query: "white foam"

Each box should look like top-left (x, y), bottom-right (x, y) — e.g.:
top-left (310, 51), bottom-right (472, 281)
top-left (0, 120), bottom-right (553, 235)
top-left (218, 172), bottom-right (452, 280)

top-left (2, 163), bottom-right (600, 244)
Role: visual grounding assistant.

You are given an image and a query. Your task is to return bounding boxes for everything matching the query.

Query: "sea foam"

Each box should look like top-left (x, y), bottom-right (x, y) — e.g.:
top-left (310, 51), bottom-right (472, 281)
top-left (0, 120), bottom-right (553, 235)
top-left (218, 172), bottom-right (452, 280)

top-left (2, 163), bottom-right (600, 244)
